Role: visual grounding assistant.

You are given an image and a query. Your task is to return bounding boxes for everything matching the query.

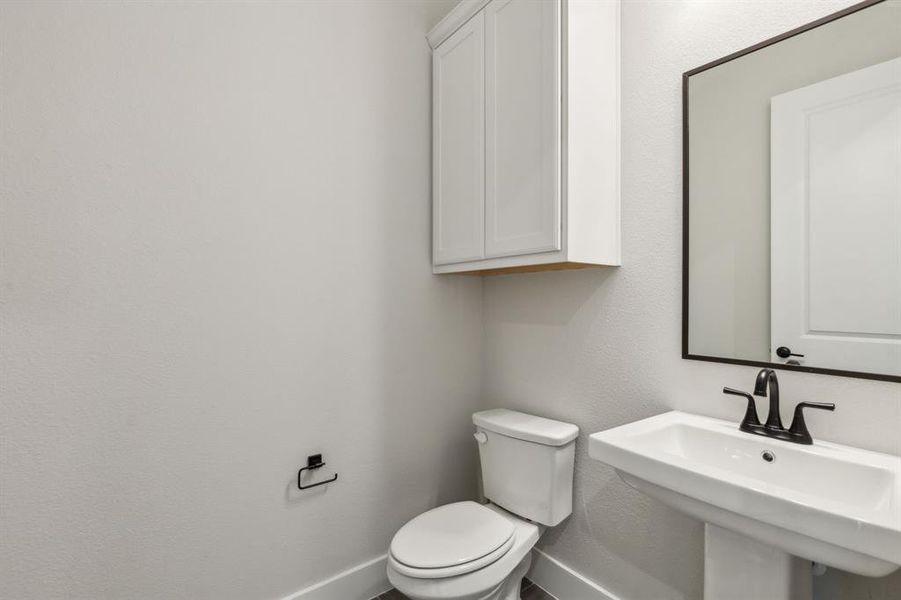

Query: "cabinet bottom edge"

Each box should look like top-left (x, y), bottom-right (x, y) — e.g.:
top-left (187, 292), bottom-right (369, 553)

top-left (438, 261), bottom-right (617, 276)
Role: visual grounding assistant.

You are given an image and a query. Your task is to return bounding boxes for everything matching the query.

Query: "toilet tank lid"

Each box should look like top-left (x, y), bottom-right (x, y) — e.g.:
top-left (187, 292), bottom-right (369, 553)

top-left (473, 409), bottom-right (578, 446)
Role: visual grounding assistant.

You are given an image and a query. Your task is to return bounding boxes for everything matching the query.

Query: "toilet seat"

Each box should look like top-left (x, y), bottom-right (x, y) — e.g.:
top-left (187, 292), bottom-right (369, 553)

top-left (387, 503), bottom-right (542, 600)
top-left (389, 502), bottom-right (515, 579)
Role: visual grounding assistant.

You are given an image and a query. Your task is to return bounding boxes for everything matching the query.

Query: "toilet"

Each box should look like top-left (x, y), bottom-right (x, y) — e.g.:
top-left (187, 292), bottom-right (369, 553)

top-left (387, 409), bottom-right (578, 600)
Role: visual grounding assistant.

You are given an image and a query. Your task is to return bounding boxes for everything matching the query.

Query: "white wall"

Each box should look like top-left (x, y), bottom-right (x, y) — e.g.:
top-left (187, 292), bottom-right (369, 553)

top-left (0, 2), bottom-right (476, 599)
top-left (483, 1), bottom-right (901, 599)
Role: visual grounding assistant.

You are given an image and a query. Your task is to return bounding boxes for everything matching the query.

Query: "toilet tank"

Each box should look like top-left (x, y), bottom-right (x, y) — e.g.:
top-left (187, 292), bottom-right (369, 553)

top-left (473, 409), bottom-right (578, 527)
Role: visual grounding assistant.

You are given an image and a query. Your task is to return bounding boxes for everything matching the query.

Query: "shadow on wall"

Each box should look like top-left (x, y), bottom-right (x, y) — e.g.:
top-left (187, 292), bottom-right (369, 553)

top-left (362, 0), bottom-right (484, 575)
top-left (565, 463), bottom-right (702, 600)
top-left (273, 0), bottom-right (481, 592)
top-left (481, 267), bottom-right (706, 599)
top-left (534, 430), bottom-right (703, 600)
top-left (484, 267), bottom-right (617, 326)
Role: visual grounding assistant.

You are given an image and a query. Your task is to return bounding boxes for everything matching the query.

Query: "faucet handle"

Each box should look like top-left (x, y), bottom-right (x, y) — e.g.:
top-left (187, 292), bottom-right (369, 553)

top-left (788, 402), bottom-right (835, 444)
top-left (723, 387), bottom-right (761, 431)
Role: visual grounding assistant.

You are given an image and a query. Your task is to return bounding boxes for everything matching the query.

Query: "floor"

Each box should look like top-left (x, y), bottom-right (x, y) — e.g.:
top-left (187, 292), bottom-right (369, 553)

top-left (373, 578), bottom-right (556, 600)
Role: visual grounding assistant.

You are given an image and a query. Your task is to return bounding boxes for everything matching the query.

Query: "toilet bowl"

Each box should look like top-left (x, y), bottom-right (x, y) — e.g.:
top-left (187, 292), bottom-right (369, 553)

top-left (387, 409), bottom-right (578, 600)
top-left (387, 502), bottom-right (542, 600)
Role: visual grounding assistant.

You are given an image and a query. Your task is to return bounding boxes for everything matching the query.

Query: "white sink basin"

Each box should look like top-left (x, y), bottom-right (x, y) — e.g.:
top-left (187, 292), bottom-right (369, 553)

top-left (589, 411), bottom-right (901, 577)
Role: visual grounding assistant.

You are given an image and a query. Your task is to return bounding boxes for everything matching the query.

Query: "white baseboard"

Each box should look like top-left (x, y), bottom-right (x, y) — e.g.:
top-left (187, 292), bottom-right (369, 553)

top-left (282, 554), bottom-right (390, 600)
top-left (281, 547), bottom-right (617, 600)
top-left (528, 549), bottom-right (621, 600)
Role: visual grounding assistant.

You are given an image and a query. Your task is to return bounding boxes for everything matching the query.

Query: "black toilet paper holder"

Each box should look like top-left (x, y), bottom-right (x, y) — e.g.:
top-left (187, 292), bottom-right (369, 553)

top-left (297, 454), bottom-right (338, 490)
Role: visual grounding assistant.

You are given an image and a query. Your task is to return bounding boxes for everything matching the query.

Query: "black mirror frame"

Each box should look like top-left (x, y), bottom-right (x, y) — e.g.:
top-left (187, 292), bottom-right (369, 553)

top-left (681, 0), bottom-right (901, 384)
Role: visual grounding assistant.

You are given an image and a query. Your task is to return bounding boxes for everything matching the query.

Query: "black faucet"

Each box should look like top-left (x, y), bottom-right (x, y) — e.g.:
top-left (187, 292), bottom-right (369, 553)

top-left (754, 369), bottom-right (783, 430)
top-left (723, 369), bottom-right (835, 445)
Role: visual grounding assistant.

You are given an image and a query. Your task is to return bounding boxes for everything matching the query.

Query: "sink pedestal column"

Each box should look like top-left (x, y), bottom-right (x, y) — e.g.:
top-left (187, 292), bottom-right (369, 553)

top-left (704, 524), bottom-right (812, 600)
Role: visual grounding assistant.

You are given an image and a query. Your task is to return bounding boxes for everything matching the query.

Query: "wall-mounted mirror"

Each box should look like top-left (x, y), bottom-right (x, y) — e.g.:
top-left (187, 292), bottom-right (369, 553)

top-left (683, 0), bottom-right (901, 382)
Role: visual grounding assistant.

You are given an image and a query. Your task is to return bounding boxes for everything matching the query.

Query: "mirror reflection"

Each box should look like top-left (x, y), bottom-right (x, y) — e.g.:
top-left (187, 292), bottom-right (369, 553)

top-left (685, 0), bottom-right (901, 379)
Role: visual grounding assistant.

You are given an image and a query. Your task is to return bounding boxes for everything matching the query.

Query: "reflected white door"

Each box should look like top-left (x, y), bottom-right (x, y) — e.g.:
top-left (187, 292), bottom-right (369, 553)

top-left (770, 57), bottom-right (901, 376)
top-left (484, 0), bottom-right (560, 258)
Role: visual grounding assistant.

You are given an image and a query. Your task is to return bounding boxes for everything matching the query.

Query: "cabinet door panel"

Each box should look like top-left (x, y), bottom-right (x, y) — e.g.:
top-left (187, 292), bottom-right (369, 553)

top-left (485, 0), bottom-right (560, 258)
top-left (433, 13), bottom-right (485, 265)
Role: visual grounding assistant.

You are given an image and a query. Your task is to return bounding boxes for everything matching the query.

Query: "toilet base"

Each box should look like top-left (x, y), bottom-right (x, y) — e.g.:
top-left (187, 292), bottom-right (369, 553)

top-left (493, 553), bottom-right (531, 600)
top-left (390, 552), bottom-right (533, 600)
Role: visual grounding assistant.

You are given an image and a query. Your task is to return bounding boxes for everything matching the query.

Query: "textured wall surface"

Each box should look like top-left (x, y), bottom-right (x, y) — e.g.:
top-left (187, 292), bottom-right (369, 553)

top-left (482, 1), bottom-right (901, 599)
top-left (0, 2), bottom-right (476, 599)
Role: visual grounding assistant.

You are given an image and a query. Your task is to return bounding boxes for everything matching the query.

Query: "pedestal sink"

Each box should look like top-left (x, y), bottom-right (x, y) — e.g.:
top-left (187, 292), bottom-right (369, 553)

top-left (589, 412), bottom-right (901, 600)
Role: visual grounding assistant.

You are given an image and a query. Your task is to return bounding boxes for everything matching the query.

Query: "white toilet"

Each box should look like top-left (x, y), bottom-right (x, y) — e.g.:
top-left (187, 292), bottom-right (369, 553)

top-left (387, 408), bottom-right (578, 600)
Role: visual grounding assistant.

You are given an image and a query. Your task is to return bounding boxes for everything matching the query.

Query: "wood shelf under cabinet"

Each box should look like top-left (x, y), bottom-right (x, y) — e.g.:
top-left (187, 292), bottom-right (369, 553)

top-left (453, 261), bottom-right (604, 276)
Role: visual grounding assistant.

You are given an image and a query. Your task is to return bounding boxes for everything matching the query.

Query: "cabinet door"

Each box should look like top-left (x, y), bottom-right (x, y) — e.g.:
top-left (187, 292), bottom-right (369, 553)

top-left (433, 13), bottom-right (485, 265)
top-left (485, 0), bottom-right (560, 258)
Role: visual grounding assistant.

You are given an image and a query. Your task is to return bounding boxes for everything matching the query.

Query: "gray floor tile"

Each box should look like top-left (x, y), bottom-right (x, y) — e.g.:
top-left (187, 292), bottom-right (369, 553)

top-left (370, 577), bottom-right (556, 600)
top-left (521, 582), bottom-right (557, 600)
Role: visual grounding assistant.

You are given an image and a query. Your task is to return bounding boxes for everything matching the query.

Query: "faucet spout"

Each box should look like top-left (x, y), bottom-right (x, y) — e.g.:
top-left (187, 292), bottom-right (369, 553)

top-left (753, 369), bottom-right (783, 430)
top-left (723, 370), bottom-right (834, 445)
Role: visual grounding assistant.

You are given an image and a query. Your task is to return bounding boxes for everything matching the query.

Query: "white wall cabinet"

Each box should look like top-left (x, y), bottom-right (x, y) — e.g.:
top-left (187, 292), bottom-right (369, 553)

top-left (433, 12), bottom-right (485, 265)
top-left (429, 0), bottom-right (620, 275)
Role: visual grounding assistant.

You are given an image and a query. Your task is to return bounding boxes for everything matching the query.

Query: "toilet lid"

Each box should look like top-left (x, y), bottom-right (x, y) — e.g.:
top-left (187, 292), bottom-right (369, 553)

top-left (390, 501), bottom-right (515, 570)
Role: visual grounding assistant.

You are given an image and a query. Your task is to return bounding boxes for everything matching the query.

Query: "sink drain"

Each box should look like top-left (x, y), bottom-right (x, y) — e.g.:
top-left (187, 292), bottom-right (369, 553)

top-left (761, 450), bottom-right (776, 463)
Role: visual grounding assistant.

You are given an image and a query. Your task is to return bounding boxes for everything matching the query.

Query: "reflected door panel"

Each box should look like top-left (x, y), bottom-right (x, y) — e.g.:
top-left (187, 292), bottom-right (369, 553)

top-left (770, 57), bottom-right (901, 376)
